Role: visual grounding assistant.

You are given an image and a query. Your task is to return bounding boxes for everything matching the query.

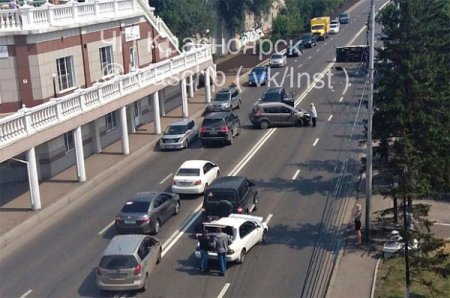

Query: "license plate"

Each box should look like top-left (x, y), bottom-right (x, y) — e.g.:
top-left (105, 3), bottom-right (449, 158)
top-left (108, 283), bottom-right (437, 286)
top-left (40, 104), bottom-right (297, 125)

top-left (209, 131), bottom-right (218, 135)
top-left (124, 220), bottom-right (135, 224)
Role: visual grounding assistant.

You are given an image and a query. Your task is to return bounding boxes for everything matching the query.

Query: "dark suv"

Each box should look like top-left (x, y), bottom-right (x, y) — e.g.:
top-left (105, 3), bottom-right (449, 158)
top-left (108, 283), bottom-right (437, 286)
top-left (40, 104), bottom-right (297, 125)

top-left (260, 87), bottom-right (295, 107)
top-left (249, 102), bottom-right (311, 129)
top-left (205, 86), bottom-right (241, 113)
top-left (202, 176), bottom-right (259, 221)
top-left (199, 112), bottom-right (240, 146)
top-left (302, 33), bottom-right (318, 48)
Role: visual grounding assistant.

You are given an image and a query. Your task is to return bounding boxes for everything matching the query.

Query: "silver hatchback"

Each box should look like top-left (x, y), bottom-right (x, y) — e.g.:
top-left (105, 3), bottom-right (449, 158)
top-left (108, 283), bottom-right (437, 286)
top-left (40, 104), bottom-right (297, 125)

top-left (96, 234), bottom-right (162, 292)
top-left (159, 119), bottom-right (198, 150)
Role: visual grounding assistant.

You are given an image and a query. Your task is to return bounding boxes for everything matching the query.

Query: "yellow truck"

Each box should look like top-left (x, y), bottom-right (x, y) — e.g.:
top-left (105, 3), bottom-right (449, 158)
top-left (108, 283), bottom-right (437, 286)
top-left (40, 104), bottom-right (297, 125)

top-left (310, 17), bottom-right (330, 41)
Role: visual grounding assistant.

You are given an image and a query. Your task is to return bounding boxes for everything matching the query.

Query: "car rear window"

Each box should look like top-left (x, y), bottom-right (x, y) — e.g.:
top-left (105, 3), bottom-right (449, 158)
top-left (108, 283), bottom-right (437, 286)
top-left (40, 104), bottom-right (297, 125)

top-left (206, 190), bottom-right (236, 202)
top-left (177, 168), bottom-right (200, 176)
top-left (121, 201), bottom-right (150, 213)
top-left (272, 54), bottom-right (283, 59)
top-left (203, 225), bottom-right (234, 237)
top-left (202, 118), bottom-right (226, 127)
top-left (165, 125), bottom-right (187, 135)
top-left (215, 93), bottom-right (230, 102)
top-left (100, 255), bottom-right (137, 270)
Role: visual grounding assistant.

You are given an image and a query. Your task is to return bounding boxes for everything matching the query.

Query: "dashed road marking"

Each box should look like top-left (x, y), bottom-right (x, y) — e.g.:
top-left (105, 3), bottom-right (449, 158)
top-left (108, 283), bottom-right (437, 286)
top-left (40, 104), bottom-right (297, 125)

top-left (328, 115), bottom-right (333, 121)
top-left (264, 213), bottom-right (274, 224)
top-left (98, 220), bottom-right (115, 236)
top-left (217, 283), bottom-right (231, 298)
top-left (339, 96), bottom-right (344, 102)
top-left (298, 64), bottom-right (303, 68)
top-left (292, 169), bottom-right (301, 180)
top-left (308, 56), bottom-right (312, 59)
top-left (316, 49), bottom-right (320, 52)
top-left (159, 173), bottom-right (173, 184)
top-left (313, 138), bottom-right (320, 146)
top-left (19, 290), bottom-right (32, 298)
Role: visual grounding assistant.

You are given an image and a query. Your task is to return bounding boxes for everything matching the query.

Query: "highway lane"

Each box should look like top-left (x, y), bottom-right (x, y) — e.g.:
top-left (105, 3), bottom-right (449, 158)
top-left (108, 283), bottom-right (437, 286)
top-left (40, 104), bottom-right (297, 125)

top-left (0, 0), bottom-right (385, 296)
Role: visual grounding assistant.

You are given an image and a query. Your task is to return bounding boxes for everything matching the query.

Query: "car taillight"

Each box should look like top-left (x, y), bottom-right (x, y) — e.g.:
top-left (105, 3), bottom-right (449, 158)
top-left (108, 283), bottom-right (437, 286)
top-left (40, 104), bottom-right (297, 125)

top-left (134, 264), bottom-right (142, 275)
top-left (172, 180), bottom-right (176, 185)
top-left (227, 249), bottom-right (235, 255)
top-left (220, 126), bottom-right (229, 132)
top-left (237, 207), bottom-right (243, 213)
top-left (137, 216), bottom-right (150, 224)
top-left (255, 109), bottom-right (261, 116)
top-left (96, 267), bottom-right (102, 275)
top-left (200, 127), bottom-right (206, 133)
top-left (194, 179), bottom-right (202, 185)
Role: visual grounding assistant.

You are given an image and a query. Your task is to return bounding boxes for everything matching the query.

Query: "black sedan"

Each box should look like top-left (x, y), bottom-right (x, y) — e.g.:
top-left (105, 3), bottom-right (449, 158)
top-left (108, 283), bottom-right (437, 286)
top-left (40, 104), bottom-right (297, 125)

top-left (115, 192), bottom-right (180, 235)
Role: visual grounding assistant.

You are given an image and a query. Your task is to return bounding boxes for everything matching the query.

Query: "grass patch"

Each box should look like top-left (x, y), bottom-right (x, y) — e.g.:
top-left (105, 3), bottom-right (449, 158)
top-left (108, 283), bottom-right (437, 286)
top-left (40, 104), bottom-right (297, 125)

top-left (375, 244), bottom-right (450, 298)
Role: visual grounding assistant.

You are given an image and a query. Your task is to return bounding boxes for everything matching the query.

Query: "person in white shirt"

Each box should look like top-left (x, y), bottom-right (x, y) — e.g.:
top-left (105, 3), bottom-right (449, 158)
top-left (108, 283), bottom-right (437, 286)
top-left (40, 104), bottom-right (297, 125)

top-left (310, 103), bottom-right (317, 127)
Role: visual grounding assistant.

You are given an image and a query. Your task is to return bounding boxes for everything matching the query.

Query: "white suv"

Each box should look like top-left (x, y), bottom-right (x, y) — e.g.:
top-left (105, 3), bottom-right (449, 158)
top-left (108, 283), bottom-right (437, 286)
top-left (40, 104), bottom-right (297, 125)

top-left (195, 214), bottom-right (268, 263)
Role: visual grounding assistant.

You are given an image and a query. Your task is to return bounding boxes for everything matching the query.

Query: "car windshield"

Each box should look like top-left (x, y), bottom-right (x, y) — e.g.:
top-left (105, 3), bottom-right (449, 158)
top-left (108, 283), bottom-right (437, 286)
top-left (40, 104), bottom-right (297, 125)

top-left (203, 225), bottom-right (234, 237)
top-left (311, 25), bottom-right (324, 30)
top-left (215, 93), bottom-right (230, 102)
top-left (165, 125), bottom-right (187, 135)
top-left (177, 168), bottom-right (200, 176)
top-left (262, 90), bottom-right (281, 101)
top-left (202, 118), bottom-right (226, 127)
top-left (251, 68), bottom-right (265, 75)
top-left (272, 54), bottom-right (283, 59)
top-left (121, 201), bottom-right (150, 213)
top-left (100, 255), bottom-right (137, 270)
top-left (303, 35), bottom-right (312, 41)
top-left (331, 24), bottom-right (338, 28)
top-left (206, 190), bottom-right (236, 202)
top-left (339, 14), bottom-right (348, 18)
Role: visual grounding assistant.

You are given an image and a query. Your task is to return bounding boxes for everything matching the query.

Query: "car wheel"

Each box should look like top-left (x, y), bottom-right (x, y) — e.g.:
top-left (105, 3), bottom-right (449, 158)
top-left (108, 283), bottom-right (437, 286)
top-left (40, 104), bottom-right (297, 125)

top-left (203, 183), bottom-right (209, 194)
top-left (261, 230), bottom-right (267, 243)
top-left (174, 201), bottom-right (180, 215)
top-left (260, 120), bottom-right (270, 129)
top-left (157, 247), bottom-right (162, 264)
top-left (238, 249), bottom-right (246, 264)
top-left (297, 119), bottom-right (304, 127)
top-left (153, 219), bottom-right (161, 235)
top-left (183, 139), bottom-right (188, 149)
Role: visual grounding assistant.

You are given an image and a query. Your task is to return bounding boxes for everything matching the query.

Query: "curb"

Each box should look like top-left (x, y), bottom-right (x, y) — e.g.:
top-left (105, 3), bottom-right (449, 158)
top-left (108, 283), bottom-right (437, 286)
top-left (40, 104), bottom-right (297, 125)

top-left (0, 103), bottom-right (207, 252)
top-left (325, 238), bottom-right (345, 298)
top-left (370, 258), bottom-right (381, 298)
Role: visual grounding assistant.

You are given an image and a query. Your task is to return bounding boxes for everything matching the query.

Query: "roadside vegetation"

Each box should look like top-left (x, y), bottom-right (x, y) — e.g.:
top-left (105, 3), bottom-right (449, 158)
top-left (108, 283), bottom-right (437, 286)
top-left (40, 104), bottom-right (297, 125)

top-left (372, 0), bottom-right (450, 293)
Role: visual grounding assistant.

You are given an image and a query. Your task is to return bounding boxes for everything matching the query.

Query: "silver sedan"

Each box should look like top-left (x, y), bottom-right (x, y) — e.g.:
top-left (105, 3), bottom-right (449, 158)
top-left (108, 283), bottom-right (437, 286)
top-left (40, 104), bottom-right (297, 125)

top-left (159, 119), bottom-right (199, 150)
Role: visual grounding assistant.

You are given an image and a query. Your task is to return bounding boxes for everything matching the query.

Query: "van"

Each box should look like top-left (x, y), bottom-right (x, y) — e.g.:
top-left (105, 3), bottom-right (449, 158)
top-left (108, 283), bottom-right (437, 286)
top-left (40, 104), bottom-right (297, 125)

top-left (202, 176), bottom-right (259, 221)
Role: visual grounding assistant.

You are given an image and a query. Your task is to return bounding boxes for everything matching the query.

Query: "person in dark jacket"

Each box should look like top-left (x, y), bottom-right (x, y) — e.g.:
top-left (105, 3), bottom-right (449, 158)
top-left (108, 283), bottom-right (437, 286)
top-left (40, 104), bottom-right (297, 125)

top-left (197, 230), bottom-right (210, 272)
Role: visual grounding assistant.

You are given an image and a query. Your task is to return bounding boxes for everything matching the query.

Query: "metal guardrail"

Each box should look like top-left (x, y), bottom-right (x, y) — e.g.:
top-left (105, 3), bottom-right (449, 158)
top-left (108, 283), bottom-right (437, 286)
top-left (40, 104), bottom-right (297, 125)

top-left (0, 45), bottom-right (212, 149)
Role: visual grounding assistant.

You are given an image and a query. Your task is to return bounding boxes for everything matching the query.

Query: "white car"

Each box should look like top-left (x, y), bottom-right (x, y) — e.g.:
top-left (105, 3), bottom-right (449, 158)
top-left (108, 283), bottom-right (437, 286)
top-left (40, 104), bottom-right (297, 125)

top-left (330, 22), bottom-right (340, 34)
top-left (171, 160), bottom-right (220, 194)
top-left (269, 53), bottom-right (287, 67)
top-left (195, 214), bottom-right (268, 263)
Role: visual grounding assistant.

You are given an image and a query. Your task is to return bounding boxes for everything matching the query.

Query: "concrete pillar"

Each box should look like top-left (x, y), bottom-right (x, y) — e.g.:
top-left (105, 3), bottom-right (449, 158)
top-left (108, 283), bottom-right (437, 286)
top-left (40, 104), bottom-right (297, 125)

top-left (205, 69), bottom-right (211, 103)
top-left (74, 126), bottom-right (86, 182)
top-left (120, 106), bottom-right (130, 155)
top-left (26, 147), bottom-right (41, 210)
top-left (93, 119), bottom-right (102, 153)
top-left (181, 78), bottom-right (188, 117)
top-left (152, 92), bottom-right (161, 134)
top-left (188, 75), bottom-right (194, 98)
top-left (159, 89), bottom-right (166, 116)
top-left (130, 104), bottom-right (137, 133)
top-left (194, 73), bottom-right (199, 91)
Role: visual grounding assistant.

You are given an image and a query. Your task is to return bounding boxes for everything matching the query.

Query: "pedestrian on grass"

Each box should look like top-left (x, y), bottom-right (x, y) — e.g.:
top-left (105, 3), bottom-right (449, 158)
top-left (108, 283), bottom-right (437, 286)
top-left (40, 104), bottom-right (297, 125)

top-left (310, 103), bottom-right (317, 127)
top-left (197, 230), bottom-right (210, 272)
top-left (354, 203), bottom-right (362, 245)
top-left (214, 227), bottom-right (232, 276)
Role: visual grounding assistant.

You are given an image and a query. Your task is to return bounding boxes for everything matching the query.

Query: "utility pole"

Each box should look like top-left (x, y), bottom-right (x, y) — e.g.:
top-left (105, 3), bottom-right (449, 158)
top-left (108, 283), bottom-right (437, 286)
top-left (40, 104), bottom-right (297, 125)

top-left (365, 0), bottom-right (375, 242)
top-left (402, 166), bottom-right (411, 298)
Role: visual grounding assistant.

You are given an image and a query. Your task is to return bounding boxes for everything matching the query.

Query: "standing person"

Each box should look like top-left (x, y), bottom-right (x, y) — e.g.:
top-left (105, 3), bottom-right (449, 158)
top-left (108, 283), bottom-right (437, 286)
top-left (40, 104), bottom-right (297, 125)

top-left (197, 230), bottom-right (210, 272)
top-left (354, 203), bottom-right (362, 245)
top-left (214, 227), bottom-right (232, 276)
top-left (310, 103), bottom-right (317, 127)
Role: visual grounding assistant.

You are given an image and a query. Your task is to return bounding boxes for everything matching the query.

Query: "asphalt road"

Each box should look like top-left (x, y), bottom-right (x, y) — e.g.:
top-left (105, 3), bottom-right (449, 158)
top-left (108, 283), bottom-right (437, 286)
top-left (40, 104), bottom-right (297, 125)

top-left (0, 0), bottom-right (388, 297)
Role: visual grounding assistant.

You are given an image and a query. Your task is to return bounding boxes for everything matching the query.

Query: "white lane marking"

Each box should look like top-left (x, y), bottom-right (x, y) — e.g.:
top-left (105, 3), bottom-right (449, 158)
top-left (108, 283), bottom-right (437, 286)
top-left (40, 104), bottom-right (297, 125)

top-left (435, 222), bottom-right (450, 226)
top-left (328, 115), bottom-right (333, 121)
top-left (339, 96), bottom-right (344, 102)
top-left (162, 204), bottom-right (203, 257)
top-left (296, 62), bottom-right (335, 105)
top-left (308, 56), bottom-right (312, 59)
top-left (19, 290), bottom-right (32, 298)
top-left (330, 37), bottom-right (334, 40)
top-left (294, 59), bottom-right (298, 62)
top-left (297, 64), bottom-right (303, 68)
top-left (313, 138), bottom-right (319, 147)
top-left (217, 283), bottom-right (231, 298)
top-left (316, 49), bottom-right (320, 52)
top-left (159, 173), bottom-right (173, 184)
top-left (264, 214), bottom-right (273, 225)
top-left (348, 83), bottom-right (352, 87)
top-left (292, 169), bottom-right (301, 180)
top-left (98, 220), bottom-right (115, 236)
top-left (324, 42), bottom-right (328, 45)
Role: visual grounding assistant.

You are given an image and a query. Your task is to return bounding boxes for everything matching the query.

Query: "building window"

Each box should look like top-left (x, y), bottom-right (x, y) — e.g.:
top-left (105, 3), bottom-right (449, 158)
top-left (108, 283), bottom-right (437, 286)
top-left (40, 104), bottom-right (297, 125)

top-left (99, 46), bottom-right (115, 77)
top-left (56, 56), bottom-right (75, 91)
top-left (129, 47), bottom-right (138, 71)
top-left (105, 112), bottom-right (117, 131)
top-left (64, 131), bottom-right (74, 153)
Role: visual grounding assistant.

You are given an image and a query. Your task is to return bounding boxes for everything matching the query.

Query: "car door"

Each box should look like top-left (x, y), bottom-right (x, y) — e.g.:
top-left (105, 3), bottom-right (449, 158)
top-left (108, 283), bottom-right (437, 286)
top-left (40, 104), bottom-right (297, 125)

top-left (153, 196), bottom-right (167, 223)
top-left (143, 237), bottom-right (159, 274)
top-left (187, 120), bottom-right (195, 143)
top-left (279, 105), bottom-right (297, 125)
top-left (137, 238), bottom-right (154, 276)
top-left (159, 194), bottom-right (173, 222)
top-left (231, 90), bottom-right (240, 108)
top-left (202, 162), bottom-right (213, 185)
